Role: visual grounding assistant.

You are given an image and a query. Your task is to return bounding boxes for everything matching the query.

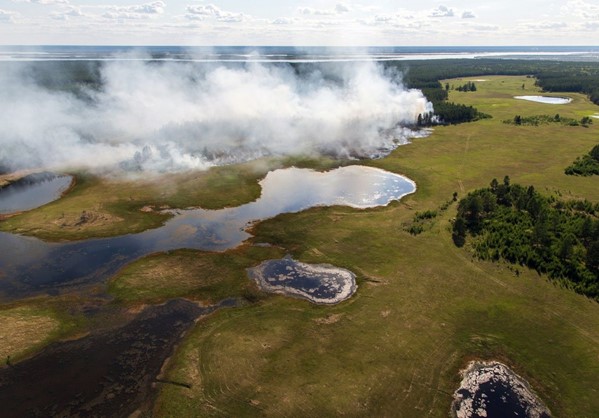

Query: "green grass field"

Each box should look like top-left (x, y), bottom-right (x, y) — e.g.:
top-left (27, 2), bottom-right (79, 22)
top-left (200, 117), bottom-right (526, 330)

top-left (149, 76), bottom-right (599, 417)
top-left (2, 75), bottom-right (599, 416)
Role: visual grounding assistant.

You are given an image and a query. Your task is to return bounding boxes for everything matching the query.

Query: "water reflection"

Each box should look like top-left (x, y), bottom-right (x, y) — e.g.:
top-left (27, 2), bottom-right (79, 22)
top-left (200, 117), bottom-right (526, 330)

top-left (452, 361), bottom-right (551, 418)
top-left (0, 173), bottom-right (73, 214)
top-left (247, 256), bottom-right (357, 304)
top-left (0, 166), bottom-right (415, 299)
top-left (514, 95), bottom-right (572, 105)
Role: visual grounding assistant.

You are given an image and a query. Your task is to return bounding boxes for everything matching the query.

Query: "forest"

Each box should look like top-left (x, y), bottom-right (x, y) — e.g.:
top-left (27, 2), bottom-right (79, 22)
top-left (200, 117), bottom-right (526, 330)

top-left (452, 177), bottom-right (599, 300)
top-left (392, 59), bottom-right (599, 125)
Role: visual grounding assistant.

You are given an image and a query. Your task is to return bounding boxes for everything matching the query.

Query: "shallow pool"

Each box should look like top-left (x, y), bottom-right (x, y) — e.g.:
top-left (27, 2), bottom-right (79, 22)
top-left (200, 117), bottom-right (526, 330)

top-left (247, 256), bottom-right (357, 304)
top-left (452, 361), bottom-right (551, 418)
top-left (514, 95), bottom-right (571, 104)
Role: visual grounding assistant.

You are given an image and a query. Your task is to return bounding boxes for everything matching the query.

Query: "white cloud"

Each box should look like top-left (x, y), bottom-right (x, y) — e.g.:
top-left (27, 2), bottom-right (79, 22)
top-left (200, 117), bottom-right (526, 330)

top-left (186, 4), bottom-right (248, 22)
top-left (583, 21), bottom-right (599, 30)
top-left (51, 6), bottom-right (84, 21)
top-left (430, 5), bottom-right (454, 18)
top-left (271, 17), bottom-right (296, 25)
top-left (297, 4), bottom-right (351, 16)
top-left (297, 7), bottom-right (335, 16)
top-left (462, 11), bottom-right (476, 19)
top-left (564, 0), bottom-right (599, 19)
top-left (335, 3), bottom-right (351, 14)
top-left (104, 1), bottom-right (165, 20)
top-left (10, 0), bottom-right (69, 4)
top-left (0, 9), bottom-right (18, 23)
top-left (186, 4), bottom-right (220, 17)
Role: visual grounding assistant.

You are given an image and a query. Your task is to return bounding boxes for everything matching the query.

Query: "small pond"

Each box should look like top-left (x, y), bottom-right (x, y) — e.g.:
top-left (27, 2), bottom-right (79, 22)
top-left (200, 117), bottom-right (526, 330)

top-left (452, 361), bottom-right (551, 418)
top-left (0, 172), bottom-right (73, 214)
top-left (0, 165), bottom-right (415, 299)
top-left (514, 95), bottom-right (572, 105)
top-left (247, 256), bottom-right (357, 304)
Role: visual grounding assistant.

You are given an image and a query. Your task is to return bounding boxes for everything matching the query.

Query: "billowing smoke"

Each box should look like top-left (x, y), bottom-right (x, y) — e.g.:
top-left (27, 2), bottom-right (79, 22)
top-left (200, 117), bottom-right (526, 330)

top-left (0, 58), bottom-right (432, 174)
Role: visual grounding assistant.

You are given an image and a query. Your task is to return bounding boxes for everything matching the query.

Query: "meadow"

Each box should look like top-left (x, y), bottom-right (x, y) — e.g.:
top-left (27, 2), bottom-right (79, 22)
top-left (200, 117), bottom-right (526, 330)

top-left (149, 76), bottom-right (599, 416)
top-left (2, 75), bottom-right (599, 416)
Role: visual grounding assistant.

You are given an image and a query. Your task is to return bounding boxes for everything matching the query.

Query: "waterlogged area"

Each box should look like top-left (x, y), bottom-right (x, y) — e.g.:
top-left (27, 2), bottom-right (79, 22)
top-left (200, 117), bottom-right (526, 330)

top-left (0, 173), bottom-right (73, 214)
top-left (0, 299), bottom-right (234, 418)
top-left (514, 95), bottom-right (572, 105)
top-left (247, 256), bottom-right (357, 304)
top-left (452, 361), bottom-right (551, 418)
top-left (0, 166), bottom-right (415, 299)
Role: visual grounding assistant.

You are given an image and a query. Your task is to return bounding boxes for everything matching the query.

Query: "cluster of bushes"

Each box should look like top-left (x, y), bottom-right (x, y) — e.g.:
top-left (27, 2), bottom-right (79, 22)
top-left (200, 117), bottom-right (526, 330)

top-left (452, 177), bottom-right (599, 300)
top-left (565, 144), bottom-right (599, 176)
top-left (405, 210), bottom-right (438, 235)
top-left (504, 114), bottom-right (593, 127)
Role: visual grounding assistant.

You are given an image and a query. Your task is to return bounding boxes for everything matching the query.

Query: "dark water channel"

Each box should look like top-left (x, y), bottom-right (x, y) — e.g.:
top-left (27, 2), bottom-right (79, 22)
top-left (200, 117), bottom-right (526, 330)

top-left (0, 166), bottom-right (415, 300)
top-left (0, 172), bottom-right (73, 214)
top-left (0, 298), bottom-right (236, 418)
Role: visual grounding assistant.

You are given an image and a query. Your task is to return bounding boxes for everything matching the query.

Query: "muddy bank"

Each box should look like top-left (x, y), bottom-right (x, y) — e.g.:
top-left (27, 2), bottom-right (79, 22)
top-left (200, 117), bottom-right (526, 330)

top-left (0, 298), bottom-right (234, 418)
top-left (452, 361), bottom-right (551, 418)
top-left (248, 256), bottom-right (357, 304)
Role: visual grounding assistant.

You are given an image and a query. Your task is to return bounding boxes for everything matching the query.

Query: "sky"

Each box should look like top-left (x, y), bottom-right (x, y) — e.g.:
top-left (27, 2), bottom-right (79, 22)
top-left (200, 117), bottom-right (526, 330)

top-left (0, 0), bottom-right (599, 46)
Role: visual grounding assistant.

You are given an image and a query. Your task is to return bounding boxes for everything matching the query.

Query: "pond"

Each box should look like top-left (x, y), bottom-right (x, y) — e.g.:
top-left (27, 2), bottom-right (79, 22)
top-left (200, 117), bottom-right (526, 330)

top-left (452, 361), bottom-right (551, 418)
top-left (0, 165), bottom-right (415, 299)
top-left (247, 256), bottom-right (357, 304)
top-left (0, 172), bottom-right (73, 214)
top-left (514, 95), bottom-right (572, 104)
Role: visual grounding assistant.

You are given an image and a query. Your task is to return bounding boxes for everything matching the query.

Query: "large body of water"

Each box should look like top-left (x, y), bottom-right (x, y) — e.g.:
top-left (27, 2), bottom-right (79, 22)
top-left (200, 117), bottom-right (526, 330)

top-left (2, 45), bottom-right (599, 62)
top-left (0, 165), bottom-right (415, 299)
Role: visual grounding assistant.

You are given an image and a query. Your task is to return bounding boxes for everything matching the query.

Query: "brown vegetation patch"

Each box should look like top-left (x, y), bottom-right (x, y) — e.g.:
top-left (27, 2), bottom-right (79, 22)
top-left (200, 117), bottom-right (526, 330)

top-left (0, 307), bottom-right (59, 361)
top-left (314, 313), bottom-right (344, 325)
top-left (51, 206), bottom-right (124, 230)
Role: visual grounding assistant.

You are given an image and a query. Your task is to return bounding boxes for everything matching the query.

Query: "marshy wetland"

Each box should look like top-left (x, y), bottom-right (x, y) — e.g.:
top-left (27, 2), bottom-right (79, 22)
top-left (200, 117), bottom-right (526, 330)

top-left (1, 72), bottom-right (599, 418)
top-left (0, 165), bottom-right (414, 300)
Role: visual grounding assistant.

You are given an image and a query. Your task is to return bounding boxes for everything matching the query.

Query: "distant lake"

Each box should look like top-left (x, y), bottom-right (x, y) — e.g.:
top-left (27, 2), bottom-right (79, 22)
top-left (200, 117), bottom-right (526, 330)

top-left (514, 95), bottom-right (572, 104)
top-left (2, 45), bottom-right (599, 63)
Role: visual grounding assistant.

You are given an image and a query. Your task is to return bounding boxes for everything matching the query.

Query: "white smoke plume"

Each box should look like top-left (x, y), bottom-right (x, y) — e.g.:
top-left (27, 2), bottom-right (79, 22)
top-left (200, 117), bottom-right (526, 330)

top-left (0, 58), bottom-right (432, 174)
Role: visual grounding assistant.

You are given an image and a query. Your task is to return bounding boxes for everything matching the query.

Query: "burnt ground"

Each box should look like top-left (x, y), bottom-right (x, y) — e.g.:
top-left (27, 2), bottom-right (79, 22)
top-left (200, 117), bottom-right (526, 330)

top-left (0, 299), bottom-right (231, 418)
